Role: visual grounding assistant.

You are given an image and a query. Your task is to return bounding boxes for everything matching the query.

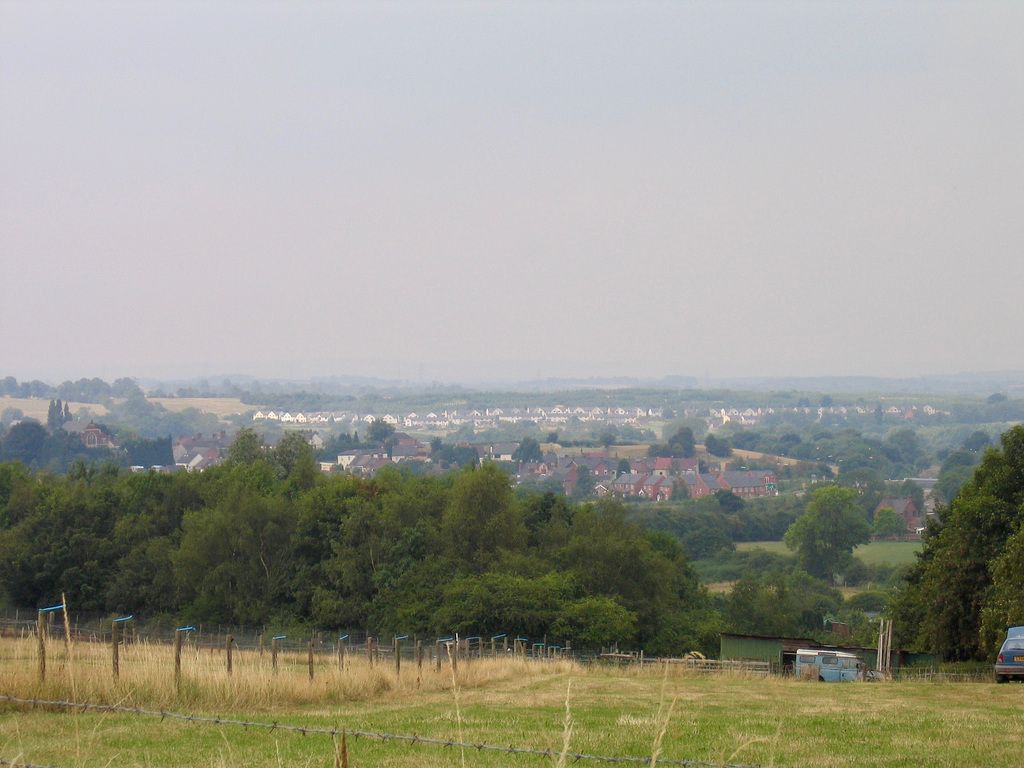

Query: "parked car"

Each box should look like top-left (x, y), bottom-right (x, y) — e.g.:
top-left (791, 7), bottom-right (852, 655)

top-left (995, 626), bottom-right (1024, 683)
top-left (795, 648), bottom-right (866, 682)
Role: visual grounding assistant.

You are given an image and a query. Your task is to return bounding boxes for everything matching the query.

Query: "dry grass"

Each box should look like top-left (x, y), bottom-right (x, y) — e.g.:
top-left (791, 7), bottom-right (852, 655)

top-left (729, 447), bottom-right (836, 474)
top-left (0, 396), bottom-right (109, 421)
top-left (147, 398), bottom-right (253, 417)
top-left (4, 631), bottom-right (1024, 768)
top-left (0, 633), bottom-right (581, 712)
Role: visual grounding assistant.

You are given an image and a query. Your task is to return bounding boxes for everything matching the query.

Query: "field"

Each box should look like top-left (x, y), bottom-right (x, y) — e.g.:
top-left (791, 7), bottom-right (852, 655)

top-left (2, 634), bottom-right (1021, 768)
top-left (0, 396), bottom-right (109, 421)
top-left (147, 397), bottom-right (253, 418)
top-left (734, 540), bottom-right (923, 568)
top-left (0, 396), bottom-right (252, 422)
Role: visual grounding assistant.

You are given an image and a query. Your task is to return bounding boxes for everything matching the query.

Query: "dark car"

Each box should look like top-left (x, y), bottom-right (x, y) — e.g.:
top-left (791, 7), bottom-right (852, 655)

top-left (995, 626), bottom-right (1024, 683)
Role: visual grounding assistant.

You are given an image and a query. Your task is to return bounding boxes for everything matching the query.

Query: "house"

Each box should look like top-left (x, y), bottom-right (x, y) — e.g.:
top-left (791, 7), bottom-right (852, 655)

top-left (489, 443), bottom-right (520, 461)
top-left (875, 497), bottom-right (922, 531)
top-left (611, 473), bottom-right (648, 497)
top-left (639, 475), bottom-right (672, 502)
top-left (677, 472), bottom-right (717, 499)
top-left (716, 470), bottom-right (779, 498)
top-left (178, 447), bottom-right (220, 472)
top-left (348, 455), bottom-right (391, 477)
top-left (64, 421), bottom-right (117, 449)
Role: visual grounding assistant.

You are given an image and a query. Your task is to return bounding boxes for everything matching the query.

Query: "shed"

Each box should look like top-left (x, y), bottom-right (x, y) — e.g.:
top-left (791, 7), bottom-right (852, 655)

top-left (719, 632), bottom-right (935, 674)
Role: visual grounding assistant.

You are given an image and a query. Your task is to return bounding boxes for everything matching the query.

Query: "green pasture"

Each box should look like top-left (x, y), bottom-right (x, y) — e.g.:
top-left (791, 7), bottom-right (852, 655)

top-left (3, 670), bottom-right (1021, 768)
top-left (735, 539), bottom-right (922, 567)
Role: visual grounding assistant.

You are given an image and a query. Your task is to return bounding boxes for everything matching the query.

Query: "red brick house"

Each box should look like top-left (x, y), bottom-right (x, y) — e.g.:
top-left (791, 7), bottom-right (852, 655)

top-left (716, 470), bottom-right (779, 498)
top-left (875, 497), bottom-right (922, 530)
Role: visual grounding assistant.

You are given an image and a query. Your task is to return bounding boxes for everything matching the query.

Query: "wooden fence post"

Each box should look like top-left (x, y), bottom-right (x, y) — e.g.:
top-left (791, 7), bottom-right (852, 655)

top-left (367, 637), bottom-right (374, 667)
top-left (309, 640), bottom-right (315, 681)
top-left (37, 610), bottom-right (46, 682)
top-left (338, 638), bottom-right (345, 670)
top-left (451, 639), bottom-right (458, 675)
top-left (394, 637), bottom-right (401, 676)
top-left (174, 629), bottom-right (183, 686)
top-left (272, 637), bottom-right (279, 674)
top-left (416, 640), bottom-right (423, 672)
top-left (226, 635), bottom-right (233, 676)
top-left (112, 620), bottom-right (120, 681)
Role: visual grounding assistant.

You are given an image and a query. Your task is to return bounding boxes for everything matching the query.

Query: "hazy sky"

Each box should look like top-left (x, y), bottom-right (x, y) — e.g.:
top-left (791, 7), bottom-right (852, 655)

top-left (2, 1), bottom-right (1022, 385)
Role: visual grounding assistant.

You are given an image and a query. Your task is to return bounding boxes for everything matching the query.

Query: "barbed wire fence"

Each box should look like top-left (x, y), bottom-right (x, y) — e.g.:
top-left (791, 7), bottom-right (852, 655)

top-left (0, 694), bottom-right (764, 768)
top-left (2, 759), bottom-right (65, 768)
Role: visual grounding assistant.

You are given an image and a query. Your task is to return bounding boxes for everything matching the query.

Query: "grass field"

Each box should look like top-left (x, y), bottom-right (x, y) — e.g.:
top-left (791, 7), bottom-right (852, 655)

top-left (0, 396), bottom-right (252, 422)
top-left (147, 397), bottom-right (252, 418)
top-left (734, 540), bottom-right (923, 567)
top-left (2, 634), bottom-right (1021, 767)
top-left (0, 396), bottom-right (109, 421)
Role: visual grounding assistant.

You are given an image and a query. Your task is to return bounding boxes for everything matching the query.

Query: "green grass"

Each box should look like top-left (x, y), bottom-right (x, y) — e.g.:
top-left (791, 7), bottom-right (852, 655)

top-left (4, 670), bottom-right (1024, 767)
top-left (735, 539), bottom-right (922, 567)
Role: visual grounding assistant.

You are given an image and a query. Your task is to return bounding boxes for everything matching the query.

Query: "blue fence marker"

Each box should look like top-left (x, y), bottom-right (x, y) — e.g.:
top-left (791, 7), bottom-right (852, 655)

top-left (40, 604), bottom-right (65, 612)
top-left (113, 615), bottom-right (133, 623)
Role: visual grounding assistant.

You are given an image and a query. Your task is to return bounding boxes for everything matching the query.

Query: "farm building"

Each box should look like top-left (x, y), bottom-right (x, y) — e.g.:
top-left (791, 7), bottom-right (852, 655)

top-left (719, 632), bottom-right (934, 673)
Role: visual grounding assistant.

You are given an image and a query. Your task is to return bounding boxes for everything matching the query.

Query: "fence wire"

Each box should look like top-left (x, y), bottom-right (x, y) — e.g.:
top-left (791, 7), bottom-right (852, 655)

top-left (1, 694), bottom-right (763, 768)
top-left (2, 759), bottom-right (66, 768)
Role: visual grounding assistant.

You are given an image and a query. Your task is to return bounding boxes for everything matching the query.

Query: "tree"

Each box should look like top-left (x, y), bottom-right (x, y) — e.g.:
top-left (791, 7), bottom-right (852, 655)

top-left (667, 426), bottom-right (696, 458)
top-left (704, 433), bottom-right (732, 457)
top-left (47, 399), bottom-right (66, 429)
top-left (713, 489), bottom-right (744, 514)
top-left (961, 430), bottom-right (992, 454)
top-left (616, 458), bottom-right (631, 478)
top-left (649, 426), bottom-right (696, 459)
top-left (366, 418), bottom-right (395, 445)
top-left (881, 428), bottom-right (923, 471)
top-left (892, 426), bottom-right (1024, 661)
top-left (597, 425), bottom-right (618, 449)
top-left (783, 486), bottom-right (870, 584)
top-left (225, 427), bottom-right (265, 466)
top-left (550, 596), bottom-right (637, 649)
top-left (1, 420), bottom-right (48, 465)
top-left (980, 526), bottom-right (1024, 653)
top-left (1, 407), bottom-right (24, 428)
top-left (441, 464), bottom-right (526, 571)
top-left (871, 506), bottom-right (907, 537)
top-left (271, 431), bottom-right (314, 478)
top-left (512, 436), bottom-right (543, 464)
top-left (572, 465), bottom-right (594, 500)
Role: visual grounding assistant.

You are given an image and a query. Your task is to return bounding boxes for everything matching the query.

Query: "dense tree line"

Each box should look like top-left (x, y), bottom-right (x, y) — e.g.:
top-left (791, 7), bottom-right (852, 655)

top-left (1, 376), bottom-right (143, 404)
top-left (0, 435), bottom-right (718, 655)
top-left (631, 492), bottom-right (803, 560)
top-left (891, 426), bottom-right (1024, 661)
top-left (0, 418), bottom-right (174, 474)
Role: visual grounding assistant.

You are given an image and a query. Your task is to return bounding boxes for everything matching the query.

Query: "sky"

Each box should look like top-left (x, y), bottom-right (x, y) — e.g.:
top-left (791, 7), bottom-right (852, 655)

top-left (2, 1), bottom-right (1022, 386)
